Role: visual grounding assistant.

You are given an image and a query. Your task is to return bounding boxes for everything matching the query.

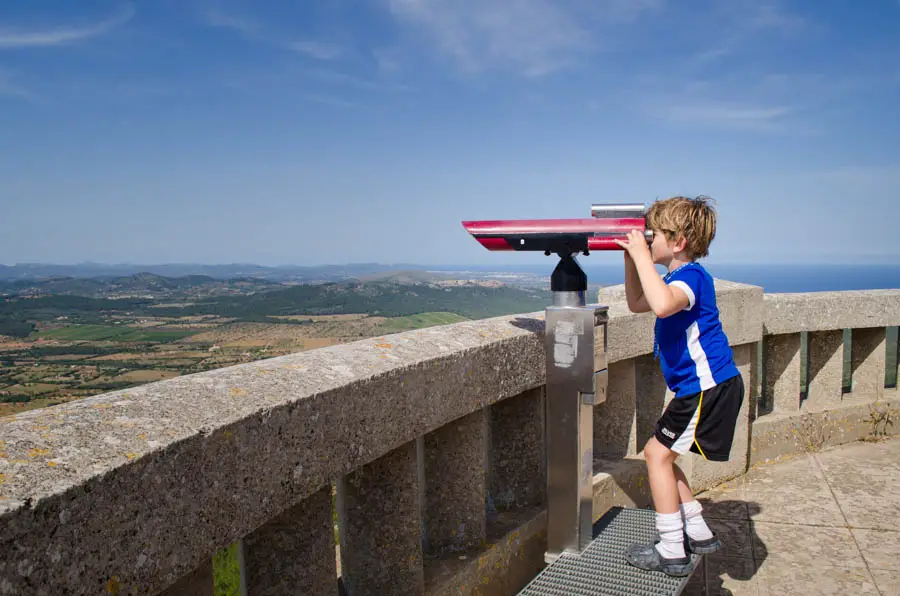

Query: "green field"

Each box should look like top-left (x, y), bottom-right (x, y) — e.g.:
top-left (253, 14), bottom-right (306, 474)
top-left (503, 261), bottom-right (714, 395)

top-left (37, 325), bottom-right (198, 343)
top-left (377, 312), bottom-right (469, 333)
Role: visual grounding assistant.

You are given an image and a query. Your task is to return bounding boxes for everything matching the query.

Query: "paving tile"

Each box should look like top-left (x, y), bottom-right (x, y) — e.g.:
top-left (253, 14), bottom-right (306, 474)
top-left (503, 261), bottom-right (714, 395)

top-left (740, 455), bottom-right (845, 526)
top-left (870, 569), bottom-right (900, 596)
top-left (816, 439), bottom-right (900, 472)
top-left (850, 528), bottom-right (900, 571)
top-left (680, 440), bottom-right (900, 596)
top-left (743, 454), bottom-right (818, 484)
top-left (682, 569), bottom-right (706, 596)
top-left (705, 556), bottom-right (760, 596)
top-left (743, 485), bottom-right (845, 527)
top-left (815, 448), bottom-right (900, 531)
top-left (833, 492), bottom-right (900, 531)
top-left (756, 562), bottom-right (879, 596)
top-left (682, 555), bottom-right (761, 596)
top-left (706, 519), bottom-right (754, 560)
top-left (751, 522), bottom-right (865, 568)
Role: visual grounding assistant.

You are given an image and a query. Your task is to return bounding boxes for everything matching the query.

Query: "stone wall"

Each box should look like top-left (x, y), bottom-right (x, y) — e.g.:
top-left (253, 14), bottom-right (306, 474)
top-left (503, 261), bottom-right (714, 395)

top-left (1, 281), bottom-right (898, 595)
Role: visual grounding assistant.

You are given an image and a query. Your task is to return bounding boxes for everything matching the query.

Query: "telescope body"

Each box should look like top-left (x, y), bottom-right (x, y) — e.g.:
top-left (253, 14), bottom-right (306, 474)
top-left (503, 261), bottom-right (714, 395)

top-left (462, 215), bottom-right (649, 254)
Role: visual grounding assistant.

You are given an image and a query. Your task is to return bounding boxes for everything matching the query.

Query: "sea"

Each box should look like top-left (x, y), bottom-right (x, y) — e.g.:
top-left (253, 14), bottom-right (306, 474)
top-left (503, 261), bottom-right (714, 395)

top-left (430, 263), bottom-right (900, 294)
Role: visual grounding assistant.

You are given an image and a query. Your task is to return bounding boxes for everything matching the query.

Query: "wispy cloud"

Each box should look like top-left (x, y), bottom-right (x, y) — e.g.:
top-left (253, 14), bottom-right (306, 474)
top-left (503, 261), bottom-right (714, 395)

top-left (202, 7), bottom-right (342, 61)
top-left (745, 3), bottom-right (807, 32)
top-left (660, 102), bottom-right (792, 132)
top-left (686, 1), bottom-right (807, 68)
top-left (372, 47), bottom-right (403, 73)
top-left (0, 70), bottom-right (31, 99)
top-left (286, 41), bottom-right (342, 60)
top-left (202, 8), bottom-right (260, 37)
top-left (302, 67), bottom-right (413, 93)
top-left (805, 165), bottom-right (900, 189)
top-left (386, 0), bottom-right (663, 76)
top-left (298, 92), bottom-right (367, 110)
top-left (0, 4), bottom-right (134, 49)
top-left (616, 1), bottom-right (825, 132)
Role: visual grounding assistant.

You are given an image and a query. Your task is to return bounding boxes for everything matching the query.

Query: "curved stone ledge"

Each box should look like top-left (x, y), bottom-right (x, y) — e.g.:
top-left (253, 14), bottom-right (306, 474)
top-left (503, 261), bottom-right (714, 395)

top-left (12, 277), bottom-right (896, 596)
top-left (1, 314), bottom-right (548, 595)
top-left (764, 290), bottom-right (900, 335)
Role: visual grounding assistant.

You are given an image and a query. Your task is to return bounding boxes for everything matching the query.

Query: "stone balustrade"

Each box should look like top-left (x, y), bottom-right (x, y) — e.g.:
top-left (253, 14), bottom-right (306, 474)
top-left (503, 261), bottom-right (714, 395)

top-left (1, 280), bottom-right (898, 595)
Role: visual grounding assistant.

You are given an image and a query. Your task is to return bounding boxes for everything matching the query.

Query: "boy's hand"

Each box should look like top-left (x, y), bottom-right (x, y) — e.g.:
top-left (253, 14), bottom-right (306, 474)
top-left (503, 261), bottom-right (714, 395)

top-left (615, 229), bottom-right (651, 262)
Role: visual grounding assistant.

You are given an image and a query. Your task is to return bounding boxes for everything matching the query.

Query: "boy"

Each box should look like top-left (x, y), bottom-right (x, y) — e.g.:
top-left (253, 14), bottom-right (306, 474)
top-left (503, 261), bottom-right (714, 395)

top-left (614, 196), bottom-right (744, 577)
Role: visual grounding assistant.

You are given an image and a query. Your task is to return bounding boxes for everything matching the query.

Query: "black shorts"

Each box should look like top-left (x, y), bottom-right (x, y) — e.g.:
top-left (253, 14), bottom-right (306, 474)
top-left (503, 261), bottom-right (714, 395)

top-left (654, 374), bottom-right (745, 462)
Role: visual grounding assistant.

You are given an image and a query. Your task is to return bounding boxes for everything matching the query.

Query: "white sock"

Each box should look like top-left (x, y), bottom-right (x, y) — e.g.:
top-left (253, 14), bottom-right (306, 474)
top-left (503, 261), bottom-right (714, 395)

top-left (681, 500), bottom-right (714, 541)
top-left (655, 511), bottom-right (686, 559)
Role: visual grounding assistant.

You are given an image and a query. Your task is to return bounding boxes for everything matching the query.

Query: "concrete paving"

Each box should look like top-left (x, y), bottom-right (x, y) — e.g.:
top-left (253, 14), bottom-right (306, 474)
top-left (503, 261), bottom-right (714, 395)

top-left (683, 436), bottom-right (900, 595)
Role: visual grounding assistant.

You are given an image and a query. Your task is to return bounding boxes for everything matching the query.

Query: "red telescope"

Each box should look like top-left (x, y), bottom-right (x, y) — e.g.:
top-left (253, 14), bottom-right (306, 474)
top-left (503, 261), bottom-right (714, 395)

top-left (462, 203), bottom-right (651, 256)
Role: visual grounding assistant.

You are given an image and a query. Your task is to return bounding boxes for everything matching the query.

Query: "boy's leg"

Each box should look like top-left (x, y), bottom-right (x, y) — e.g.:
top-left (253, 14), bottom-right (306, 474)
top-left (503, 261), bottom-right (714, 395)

top-left (626, 389), bottom-right (711, 576)
top-left (673, 463), bottom-right (694, 504)
top-left (624, 437), bottom-right (694, 576)
top-left (644, 437), bottom-right (684, 558)
top-left (646, 436), bottom-right (680, 515)
top-left (672, 375), bottom-right (746, 554)
top-left (674, 464), bottom-right (717, 546)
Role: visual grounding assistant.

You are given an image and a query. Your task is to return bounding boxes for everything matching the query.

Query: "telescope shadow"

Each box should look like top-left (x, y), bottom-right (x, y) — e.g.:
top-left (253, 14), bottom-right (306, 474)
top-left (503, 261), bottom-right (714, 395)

top-left (508, 316), bottom-right (545, 334)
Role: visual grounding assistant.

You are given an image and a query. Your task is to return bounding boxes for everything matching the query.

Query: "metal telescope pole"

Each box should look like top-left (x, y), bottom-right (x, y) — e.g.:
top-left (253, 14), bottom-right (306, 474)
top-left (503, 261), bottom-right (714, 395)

top-left (543, 252), bottom-right (608, 563)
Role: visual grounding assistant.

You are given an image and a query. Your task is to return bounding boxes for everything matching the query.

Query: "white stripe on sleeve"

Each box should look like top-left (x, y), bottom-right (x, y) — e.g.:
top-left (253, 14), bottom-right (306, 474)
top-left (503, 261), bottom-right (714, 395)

top-left (669, 280), bottom-right (695, 310)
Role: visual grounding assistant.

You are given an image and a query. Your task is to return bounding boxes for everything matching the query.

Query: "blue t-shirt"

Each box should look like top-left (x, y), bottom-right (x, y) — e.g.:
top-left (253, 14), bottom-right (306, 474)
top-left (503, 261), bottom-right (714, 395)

top-left (654, 262), bottom-right (740, 397)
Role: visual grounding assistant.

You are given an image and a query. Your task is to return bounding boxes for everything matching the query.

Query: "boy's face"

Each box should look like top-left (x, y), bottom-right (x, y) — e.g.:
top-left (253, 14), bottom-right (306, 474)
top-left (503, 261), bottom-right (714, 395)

top-left (649, 229), bottom-right (680, 265)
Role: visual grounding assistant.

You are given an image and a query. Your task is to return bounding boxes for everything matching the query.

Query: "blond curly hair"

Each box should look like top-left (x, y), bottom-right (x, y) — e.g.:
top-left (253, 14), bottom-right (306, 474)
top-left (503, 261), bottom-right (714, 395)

top-left (646, 195), bottom-right (718, 259)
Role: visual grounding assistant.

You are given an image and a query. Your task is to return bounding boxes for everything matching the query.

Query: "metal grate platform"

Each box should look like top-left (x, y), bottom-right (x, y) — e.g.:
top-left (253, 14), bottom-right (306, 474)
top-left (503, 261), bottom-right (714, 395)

top-left (518, 507), bottom-right (701, 596)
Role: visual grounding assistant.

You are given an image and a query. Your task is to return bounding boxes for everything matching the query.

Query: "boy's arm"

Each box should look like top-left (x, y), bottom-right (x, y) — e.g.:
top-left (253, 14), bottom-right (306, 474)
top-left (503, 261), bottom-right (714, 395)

top-left (616, 229), bottom-right (690, 318)
top-left (623, 253), bottom-right (651, 313)
top-left (630, 255), bottom-right (690, 318)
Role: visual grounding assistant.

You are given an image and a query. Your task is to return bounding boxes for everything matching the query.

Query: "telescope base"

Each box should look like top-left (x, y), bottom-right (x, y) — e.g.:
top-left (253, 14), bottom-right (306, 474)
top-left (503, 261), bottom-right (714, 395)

top-left (518, 507), bottom-right (702, 596)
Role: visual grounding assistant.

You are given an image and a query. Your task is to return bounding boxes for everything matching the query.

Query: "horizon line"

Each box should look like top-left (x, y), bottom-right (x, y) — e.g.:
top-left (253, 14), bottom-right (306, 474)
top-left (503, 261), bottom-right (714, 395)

top-left (3, 260), bottom-right (900, 269)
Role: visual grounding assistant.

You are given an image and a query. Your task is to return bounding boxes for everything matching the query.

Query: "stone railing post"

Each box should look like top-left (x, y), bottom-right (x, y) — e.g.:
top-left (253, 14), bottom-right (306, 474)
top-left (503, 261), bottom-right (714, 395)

top-left (337, 440), bottom-right (423, 596)
top-left (240, 485), bottom-right (337, 595)
top-left (489, 387), bottom-right (545, 512)
top-left (894, 327), bottom-right (900, 388)
top-left (595, 359), bottom-right (638, 457)
top-left (423, 410), bottom-right (488, 555)
top-left (851, 327), bottom-right (886, 399)
top-left (764, 333), bottom-right (801, 413)
top-left (806, 330), bottom-right (844, 407)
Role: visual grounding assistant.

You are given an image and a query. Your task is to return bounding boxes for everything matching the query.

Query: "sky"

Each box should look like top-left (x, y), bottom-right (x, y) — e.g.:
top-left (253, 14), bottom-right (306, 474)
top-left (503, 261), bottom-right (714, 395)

top-left (1, 0), bottom-right (899, 267)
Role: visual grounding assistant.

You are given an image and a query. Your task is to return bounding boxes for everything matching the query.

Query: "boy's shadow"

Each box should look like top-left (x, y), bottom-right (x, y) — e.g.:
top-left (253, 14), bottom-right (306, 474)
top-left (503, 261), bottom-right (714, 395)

top-left (685, 499), bottom-right (767, 596)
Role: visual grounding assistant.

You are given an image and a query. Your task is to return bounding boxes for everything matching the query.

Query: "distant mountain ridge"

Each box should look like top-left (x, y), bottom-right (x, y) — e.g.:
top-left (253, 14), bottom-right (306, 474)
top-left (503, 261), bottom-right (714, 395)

top-left (0, 273), bottom-right (280, 299)
top-left (0, 262), bottom-right (424, 282)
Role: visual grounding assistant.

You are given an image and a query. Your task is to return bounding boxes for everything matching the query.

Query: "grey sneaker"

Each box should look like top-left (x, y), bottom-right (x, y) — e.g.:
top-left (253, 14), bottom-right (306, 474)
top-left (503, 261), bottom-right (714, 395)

top-left (684, 531), bottom-right (722, 555)
top-left (624, 543), bottom-right (695, 577)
